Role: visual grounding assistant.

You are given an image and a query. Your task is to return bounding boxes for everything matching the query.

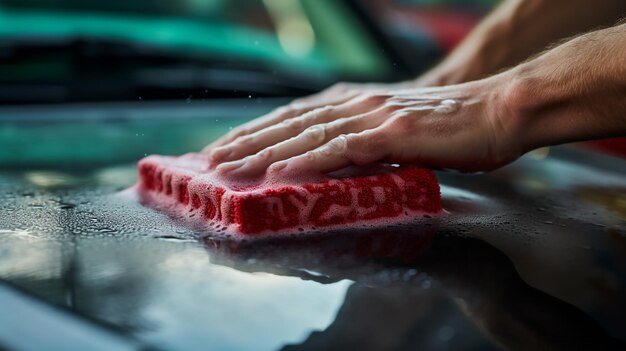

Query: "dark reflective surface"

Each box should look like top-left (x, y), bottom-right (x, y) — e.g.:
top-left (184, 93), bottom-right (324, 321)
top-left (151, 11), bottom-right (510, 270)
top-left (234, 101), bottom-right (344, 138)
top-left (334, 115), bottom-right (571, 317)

top-left (1, 146), bottom-right (625, 350)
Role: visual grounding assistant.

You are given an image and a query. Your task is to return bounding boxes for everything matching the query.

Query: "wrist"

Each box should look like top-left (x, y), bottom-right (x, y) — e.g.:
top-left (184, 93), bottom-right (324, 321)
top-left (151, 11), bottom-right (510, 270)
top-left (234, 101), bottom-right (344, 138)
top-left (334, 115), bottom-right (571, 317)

top-left (474, 70), bottom-right (530, 159)
top-left (496, 64), bottom-right (554, 154)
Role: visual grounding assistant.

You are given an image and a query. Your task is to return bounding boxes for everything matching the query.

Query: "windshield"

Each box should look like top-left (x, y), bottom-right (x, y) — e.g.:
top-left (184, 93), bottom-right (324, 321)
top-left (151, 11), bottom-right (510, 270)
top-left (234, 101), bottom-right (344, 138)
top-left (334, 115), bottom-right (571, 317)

top-left (0, 0), bottom-right (396, 103)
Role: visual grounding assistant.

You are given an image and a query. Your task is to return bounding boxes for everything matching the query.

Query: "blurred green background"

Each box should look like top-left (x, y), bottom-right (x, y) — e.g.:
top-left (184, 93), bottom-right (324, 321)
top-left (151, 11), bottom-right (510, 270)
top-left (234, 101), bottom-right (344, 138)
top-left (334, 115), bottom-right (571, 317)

top-left (0, 0), bottom-right (497, 167)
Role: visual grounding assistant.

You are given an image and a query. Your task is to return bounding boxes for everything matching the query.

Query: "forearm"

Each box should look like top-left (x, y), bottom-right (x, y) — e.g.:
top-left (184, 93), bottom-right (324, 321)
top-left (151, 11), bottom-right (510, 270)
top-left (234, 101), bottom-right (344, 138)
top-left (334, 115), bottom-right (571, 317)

top-left (502, 24), bottom-right (626, 152)
top-left (417, 0), bottom-right (626, 87)
top-left (207, 25), bottom-right (625, 176)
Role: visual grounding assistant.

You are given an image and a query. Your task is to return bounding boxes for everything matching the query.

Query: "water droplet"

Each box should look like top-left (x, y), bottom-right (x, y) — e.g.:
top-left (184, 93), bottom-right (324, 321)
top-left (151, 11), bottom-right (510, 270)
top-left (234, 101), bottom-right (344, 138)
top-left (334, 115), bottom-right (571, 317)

top-left (155, 235), bottom-right (194, 243)
top-left (59, 202), bottom-right (76, 210)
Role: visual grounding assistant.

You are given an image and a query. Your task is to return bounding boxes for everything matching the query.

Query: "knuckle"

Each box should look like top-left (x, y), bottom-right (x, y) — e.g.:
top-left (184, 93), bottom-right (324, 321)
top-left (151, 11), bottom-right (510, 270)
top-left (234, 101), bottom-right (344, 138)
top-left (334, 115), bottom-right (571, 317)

top-left (255, 148), bottom-right (273, 160)
top-left (325, 134), bottom-right (350, 155)
top-left (302, 125), bottom-right (327, 144)
top-left (295, 106), bottom-right (334, 126)
top-left (282, 117), bottom-right (305, 132)
top-left (304, 150), bottom-right (319, 162)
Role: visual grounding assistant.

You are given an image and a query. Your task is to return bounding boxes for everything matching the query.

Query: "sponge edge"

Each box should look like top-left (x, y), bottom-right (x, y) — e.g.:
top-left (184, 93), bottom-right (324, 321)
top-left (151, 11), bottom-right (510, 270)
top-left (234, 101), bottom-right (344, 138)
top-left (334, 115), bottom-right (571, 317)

top-left (137, 153), bottom-right (442, 236)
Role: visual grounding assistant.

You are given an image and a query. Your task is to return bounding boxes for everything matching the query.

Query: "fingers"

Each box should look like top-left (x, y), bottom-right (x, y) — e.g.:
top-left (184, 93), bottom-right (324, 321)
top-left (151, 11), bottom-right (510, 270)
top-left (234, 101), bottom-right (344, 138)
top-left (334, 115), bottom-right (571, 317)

top-left (202, 91), bottom-right (359, 153)
top-left (210, 106), bottom-right (338, 165)
top-left (217, 111), bottom-right (389, 177)
top-left (201, 107), bottom-right (293, 153)
top-left (209, 94), bottom-right (381, 165)
top-left (268, 128), bottom-right (391, 175)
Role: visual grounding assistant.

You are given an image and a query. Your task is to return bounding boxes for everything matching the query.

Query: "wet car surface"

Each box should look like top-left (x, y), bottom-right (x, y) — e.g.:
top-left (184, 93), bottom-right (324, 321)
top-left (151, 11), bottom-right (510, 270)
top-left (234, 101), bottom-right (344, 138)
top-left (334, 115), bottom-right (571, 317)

top-left (1, 102), bottom-right (625, 350)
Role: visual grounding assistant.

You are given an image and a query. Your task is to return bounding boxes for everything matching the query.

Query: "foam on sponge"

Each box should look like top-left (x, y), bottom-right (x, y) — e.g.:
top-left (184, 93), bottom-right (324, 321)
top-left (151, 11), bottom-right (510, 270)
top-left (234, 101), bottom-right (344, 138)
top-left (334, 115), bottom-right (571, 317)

top-left (137, 153), bottom-right (441, 235)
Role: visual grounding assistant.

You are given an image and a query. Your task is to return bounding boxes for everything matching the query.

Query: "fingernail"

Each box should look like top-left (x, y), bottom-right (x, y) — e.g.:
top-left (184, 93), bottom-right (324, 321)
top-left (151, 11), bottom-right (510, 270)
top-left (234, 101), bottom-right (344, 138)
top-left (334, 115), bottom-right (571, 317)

top-left (209, 150), bottom-right (233, 168)
top-left (269, 161), bottom-right (288, 173)
top-left (211, 148), bottom-right (232, 162)
top-left (216, 160), bottom-right (245, 173)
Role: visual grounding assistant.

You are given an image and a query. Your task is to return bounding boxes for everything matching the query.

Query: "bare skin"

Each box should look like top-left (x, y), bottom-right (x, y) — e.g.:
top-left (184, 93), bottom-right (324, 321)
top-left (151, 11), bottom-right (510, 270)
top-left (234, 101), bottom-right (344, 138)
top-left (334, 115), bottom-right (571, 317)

top-left (204, 1), bottom-right (626, 177)
top-left (418, 0), bottom-right (626, 86)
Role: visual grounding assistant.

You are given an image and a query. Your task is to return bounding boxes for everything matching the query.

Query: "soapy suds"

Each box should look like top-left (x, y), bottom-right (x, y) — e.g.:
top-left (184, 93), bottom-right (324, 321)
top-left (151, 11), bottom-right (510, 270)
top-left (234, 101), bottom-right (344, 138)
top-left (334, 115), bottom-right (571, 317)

top-left (136, 153), bottom-right (442, 237)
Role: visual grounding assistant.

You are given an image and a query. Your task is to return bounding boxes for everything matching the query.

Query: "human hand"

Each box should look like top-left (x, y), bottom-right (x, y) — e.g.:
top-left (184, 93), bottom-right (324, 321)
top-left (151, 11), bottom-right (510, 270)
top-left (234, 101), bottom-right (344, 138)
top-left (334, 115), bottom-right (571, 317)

top-left (205, 75), bottom-right (523, 177)
top-left (203, 81), bottom-right (415, 153)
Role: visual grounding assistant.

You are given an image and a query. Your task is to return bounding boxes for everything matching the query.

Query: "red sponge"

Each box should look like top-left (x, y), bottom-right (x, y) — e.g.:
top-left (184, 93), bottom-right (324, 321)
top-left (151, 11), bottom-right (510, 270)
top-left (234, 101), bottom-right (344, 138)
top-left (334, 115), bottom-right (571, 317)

top-left (137, 153), bottom-right (441, 235)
